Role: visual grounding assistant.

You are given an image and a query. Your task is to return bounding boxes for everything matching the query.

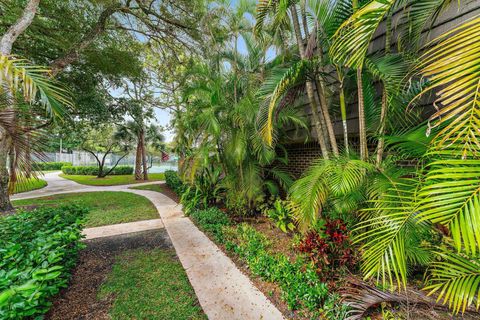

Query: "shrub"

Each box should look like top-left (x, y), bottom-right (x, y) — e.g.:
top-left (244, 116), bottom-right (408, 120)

top-left (190, 207), bottom-right (230, 243)
top-left (265, 199), bottom-right (296, 233)
top-left (165, 170), bottom-right (184, 194)
top-left (297, 219), bottom-right (357, 284)
top-left (34, 162), bottom-right (72, 171)
top-left (61, 165), bottom-right (133, 176)
top-left (225, 224), bottom-right (328, 311)
top-left (0, 205), bottom-right (87, 319)
top-left (111, 166), bottom-right (134, 175)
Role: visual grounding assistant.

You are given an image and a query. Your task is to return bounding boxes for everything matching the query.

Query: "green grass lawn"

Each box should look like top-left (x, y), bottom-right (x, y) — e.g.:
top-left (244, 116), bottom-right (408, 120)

top-left (60, 173), bottom-right (165, 186)
top-left (13, 178), bottom-right (47, 194)
top-left (13, 191), bottom-right (158, 227)
top-left (129, 183), bottom-right (163, 192)
top-left (99, 248), bottom-right (206, 320)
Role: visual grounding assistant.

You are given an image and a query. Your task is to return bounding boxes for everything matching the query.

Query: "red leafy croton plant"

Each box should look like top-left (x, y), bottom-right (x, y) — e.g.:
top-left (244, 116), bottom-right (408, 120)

top-left (297, 219), bottom-right (357, 286)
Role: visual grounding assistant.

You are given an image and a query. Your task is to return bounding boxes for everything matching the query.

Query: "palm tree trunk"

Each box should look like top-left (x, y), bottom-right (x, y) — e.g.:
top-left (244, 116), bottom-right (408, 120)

top-left (0, 128), bottom-right (13, 212)
top-left (376, 89), bottom-right (387, 166)
top-left (0, 0), bottom-right (39, 212)
top-left (339, 81), bottom-right (349, 154)
top-left (376, 13), bottom-right (392, 167)
top-left (357, 69), bottom-right (368, 161)
top-left (141, 129), bottom-right (148, 180)
top-left (290, 5), bottom-right (329, 159)
top-left (135, 137), bottom-right (142, 180)
top-left (352, 0), bottom-right (368, 161)
top-left (315, 79), bottom-right (338, 155)
top-left (313, 23), bottom-right (339, 156)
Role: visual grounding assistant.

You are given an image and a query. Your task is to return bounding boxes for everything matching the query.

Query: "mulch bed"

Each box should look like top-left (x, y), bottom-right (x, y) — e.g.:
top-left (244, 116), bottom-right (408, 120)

top-left (46, 229), bottom-right (172, 320)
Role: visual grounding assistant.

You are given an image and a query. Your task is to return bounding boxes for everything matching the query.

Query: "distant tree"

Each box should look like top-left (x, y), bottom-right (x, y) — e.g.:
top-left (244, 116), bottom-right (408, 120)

top-left (80, 125), bottom-right (133, 178)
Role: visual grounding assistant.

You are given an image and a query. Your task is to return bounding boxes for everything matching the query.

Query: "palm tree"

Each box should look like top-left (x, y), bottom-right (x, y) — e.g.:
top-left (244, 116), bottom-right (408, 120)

top-left (255, 0), bottom-right (333, 159)
top-left (0, 55), bottom-right (72, 211)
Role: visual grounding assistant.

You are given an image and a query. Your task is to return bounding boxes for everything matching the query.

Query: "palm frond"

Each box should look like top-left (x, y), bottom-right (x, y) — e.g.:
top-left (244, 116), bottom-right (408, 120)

top-left (329, 0), bottom-right (395, 68)
top-left (418, 159), bottom-right (480, 255)
top-left (354, 178), bottom-right (425, 289)
top-left (425, 250), bottom-right (480, 314)
top-left (0, 55), bottom-right (72, 118)
top-left (414, 16), bottom-right (480, 158)
top-left (257, 59), bottom-right (314, 145)
top-left (398, 0), bottom-right (458, 50)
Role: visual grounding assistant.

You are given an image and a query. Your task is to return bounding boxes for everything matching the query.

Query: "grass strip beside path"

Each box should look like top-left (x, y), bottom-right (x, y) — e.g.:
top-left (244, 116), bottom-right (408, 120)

top-left (13, 191), bottom-right (158, 227)
top-left (59, 173), bottom-right (165, 186)
top-left (14, 178), bottom-right (47, 194)
top-left (129, 183), bottom-right (163, 192)
top-left (99, 248), bottom-right (206, 320)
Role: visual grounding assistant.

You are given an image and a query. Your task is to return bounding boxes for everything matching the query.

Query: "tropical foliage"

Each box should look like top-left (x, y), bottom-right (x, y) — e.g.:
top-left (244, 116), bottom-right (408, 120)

top-left (0, 205), bottom-right (87, 318)
top-left (170, 0), bottom-right (480, 317)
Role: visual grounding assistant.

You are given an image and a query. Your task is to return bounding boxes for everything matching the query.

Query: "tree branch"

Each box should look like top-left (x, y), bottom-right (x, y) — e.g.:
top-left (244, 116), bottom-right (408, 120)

top-left (49, 4), bottom-right (123, 76)
top-left (0, 0), bottom-right (40, 55)
top-left (104, 152), bottom-right (128, 176)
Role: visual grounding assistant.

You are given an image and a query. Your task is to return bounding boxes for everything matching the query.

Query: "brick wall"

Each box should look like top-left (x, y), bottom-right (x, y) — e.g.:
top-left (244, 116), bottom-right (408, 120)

top-left (276, 142), bottom-right (323, 178)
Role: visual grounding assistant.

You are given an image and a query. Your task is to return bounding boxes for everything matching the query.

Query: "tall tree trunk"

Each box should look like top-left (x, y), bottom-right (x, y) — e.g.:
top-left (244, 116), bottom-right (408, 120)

top-left (141, 129), bottom-right (148, 180)
top-left (25, 134), bottom-right (32, 178)
top-left (352, 0), bottom-right (368, 161)
top-left (0, 0), bottom-right (40, 212)
top-left (376, 89), bottom-right (387, 166)
top-left (311, 23), bottom-right (339, 155)
top-left (357, 69), bottom-right (368, 161)
top-left (339, 77), bottom-right (349, 154)
top-left (134, 137), bottom-right (142, 180)
top-left (290, 5), bottom-right (329, 159)
top-left (315, 79), bottom-right (338, 154)
top-left (376, 13), bottom-right (392, 167)
top-left (0, 128), bottom-right (13, 212)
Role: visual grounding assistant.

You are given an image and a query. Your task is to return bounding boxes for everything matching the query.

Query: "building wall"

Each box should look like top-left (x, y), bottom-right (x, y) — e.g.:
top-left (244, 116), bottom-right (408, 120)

top-left (280, 2), bottom-right (480, 178)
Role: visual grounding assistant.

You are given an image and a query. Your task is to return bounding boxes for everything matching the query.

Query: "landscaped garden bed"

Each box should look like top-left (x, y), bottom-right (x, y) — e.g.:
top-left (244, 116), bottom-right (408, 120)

top-left (163, 170), bottom-right (480, 320)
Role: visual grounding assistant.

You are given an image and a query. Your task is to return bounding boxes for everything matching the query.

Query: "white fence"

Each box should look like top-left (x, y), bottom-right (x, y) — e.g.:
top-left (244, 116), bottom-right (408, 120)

top-left (36, 151), bottom-right (178, 173)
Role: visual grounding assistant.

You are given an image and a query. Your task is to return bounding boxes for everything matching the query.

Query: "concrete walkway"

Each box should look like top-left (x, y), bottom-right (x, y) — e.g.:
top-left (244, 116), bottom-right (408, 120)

top-left (83, 219), bottom-right (164, 240)
top-left (13, 172), bottom-right (284, 320)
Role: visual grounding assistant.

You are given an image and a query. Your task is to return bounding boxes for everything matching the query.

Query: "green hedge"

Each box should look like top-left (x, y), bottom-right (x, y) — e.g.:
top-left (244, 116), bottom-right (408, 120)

top-left (165, 170), bottom-right (184, 193)
top-left (0, 205), bottom-right (87, 319)
top-left (34, 162), bottom-right (72, 171)
top-left (61, 165), bottom-right (133, 176)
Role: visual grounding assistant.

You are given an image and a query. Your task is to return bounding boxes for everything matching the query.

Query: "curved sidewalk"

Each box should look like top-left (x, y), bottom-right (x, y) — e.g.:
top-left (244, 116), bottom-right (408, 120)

top-left (12, 172), bottom-right (284, 320)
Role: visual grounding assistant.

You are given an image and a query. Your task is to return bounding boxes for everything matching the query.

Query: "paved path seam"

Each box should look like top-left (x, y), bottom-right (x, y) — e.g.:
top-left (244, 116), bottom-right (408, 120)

top-left (83, 219), bottom-right (164, 240)
top-left (11, 172), bottom-right (285, 320)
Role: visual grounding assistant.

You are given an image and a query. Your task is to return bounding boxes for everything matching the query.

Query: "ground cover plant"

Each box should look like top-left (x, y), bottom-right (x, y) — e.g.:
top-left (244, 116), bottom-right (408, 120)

top-left (13, 192), bottom-right (158, 227)
top-left (59, 173), bottom-right (165, 186)
top-left (0, 205), bottom-right (87, 319)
